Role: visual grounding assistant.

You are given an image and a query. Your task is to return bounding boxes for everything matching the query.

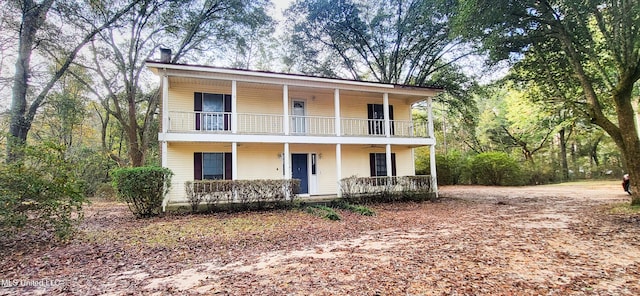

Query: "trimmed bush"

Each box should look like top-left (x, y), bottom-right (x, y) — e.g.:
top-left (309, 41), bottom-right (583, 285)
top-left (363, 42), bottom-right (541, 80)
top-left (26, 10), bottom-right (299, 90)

top-left (184, 179), bottom-right (299, 212)
top-left (467, 152), bottom-right (523, 185)
top-left (0, 143), bottom-right (86, 240)
top-left (111, 166), bottom-right (173, 218)
top-left (339, 175), bottom-right (434, 202)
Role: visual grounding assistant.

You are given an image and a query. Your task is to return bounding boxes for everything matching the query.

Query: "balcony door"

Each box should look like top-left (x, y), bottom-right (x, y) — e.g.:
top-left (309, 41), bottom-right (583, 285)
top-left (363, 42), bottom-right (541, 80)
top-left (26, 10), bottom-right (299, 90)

top-left (367, 104), bottom-right (394, 135)
top-left (194, 92), bottom-right (231, 131)
top-left (292, 100), bottom-right (306, 134)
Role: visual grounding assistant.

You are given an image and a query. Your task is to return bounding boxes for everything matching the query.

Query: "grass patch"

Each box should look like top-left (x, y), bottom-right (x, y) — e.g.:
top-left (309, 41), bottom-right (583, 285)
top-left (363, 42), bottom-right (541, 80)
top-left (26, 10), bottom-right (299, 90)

top-left (306, 205), bottom-right (341, 221)
top-left (331, 200), bottom-right (376, 216)
top-left (81, 213), bottom-right (298, 247)
top-left (609, 203), bottom-right (640, 215)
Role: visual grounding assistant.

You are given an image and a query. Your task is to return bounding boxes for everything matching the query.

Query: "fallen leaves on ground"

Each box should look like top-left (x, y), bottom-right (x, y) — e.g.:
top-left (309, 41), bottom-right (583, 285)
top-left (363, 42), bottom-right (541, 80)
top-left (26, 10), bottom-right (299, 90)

top-left (1, 181), bottom-right (640, 295)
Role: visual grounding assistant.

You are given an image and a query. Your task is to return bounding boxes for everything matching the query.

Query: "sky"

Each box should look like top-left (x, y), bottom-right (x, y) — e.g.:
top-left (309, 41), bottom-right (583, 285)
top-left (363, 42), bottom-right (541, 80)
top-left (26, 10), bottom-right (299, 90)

top-left (271, 0), bottom-right (294, 21)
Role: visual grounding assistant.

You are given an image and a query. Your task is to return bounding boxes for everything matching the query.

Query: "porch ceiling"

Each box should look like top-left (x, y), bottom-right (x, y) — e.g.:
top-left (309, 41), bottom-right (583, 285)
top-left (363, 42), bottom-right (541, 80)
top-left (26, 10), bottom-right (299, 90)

top-left (169, 76), bottom-right (428, 104)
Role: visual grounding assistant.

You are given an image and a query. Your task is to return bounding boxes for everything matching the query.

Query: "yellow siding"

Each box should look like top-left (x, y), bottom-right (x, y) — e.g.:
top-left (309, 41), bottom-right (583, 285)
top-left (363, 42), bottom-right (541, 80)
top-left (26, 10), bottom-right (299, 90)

top-left (340, 95), bottom-right (411, 121)
top-left (165, 143), bottom-right (417, 203)
top-left (237, 87), bottom-right (283, 114)
top-left (167, 80), bottom-right (412, 121)
top-left (339, 145), bottom-right (415, 178)
top-left (168, 83), bottom-right (231, 113)
top-left (237, 144), bottom-right (284, 180)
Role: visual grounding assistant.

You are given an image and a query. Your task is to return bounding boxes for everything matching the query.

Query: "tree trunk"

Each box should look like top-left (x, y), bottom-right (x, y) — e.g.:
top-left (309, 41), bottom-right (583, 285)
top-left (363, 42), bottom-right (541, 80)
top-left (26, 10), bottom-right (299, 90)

top-left (614, 81), bottom-right (640, 205)
top-left (7, 0), bottom-right (55, 162)
top-left (591, 136), bottom-right (601, 167)
top-left (559, 128), bottom-right (569, 181)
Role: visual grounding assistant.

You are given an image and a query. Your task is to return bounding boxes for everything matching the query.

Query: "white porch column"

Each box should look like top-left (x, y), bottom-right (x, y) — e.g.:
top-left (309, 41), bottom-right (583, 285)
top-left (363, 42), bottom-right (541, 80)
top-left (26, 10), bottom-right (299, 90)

top-left (161, 73), bottom-right (169, 211)
top-left (284, 143), bottom-right (291, 179)
top-left (427, 97), bottom-right (438, 196)
top-left (336, 143), bottom-right (342, 197)
top-left (334, 89), bottom-right (341, 136)
top-left (283, 85), bottom-right (289, 135)
top-left (161, 73), bottom-right (169, 168)
top-left (162, 74), bottom-right (169, 134)
top-left (385, 144), bottom-right (392, 177)
top-left (232, 142), bottom-right (238, 180)
top-left (231, 80), bottom-right (237, 133)
top-left (383, 93), bottom-right (391, 138)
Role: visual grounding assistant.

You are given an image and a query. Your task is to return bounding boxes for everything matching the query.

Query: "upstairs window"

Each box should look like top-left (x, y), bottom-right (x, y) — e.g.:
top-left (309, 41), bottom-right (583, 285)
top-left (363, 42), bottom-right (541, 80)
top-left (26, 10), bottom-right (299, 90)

top-left (194, 92), bottom-right (231, 131)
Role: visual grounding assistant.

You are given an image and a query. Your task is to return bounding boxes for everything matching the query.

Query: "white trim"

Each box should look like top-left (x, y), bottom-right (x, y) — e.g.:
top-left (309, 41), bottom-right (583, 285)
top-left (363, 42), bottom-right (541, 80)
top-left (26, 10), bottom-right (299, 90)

top-left (385, 144), bottom-right (392, 177)
top-left (158, 132), bottom-right (435, 146)
top-left (291, 99), bottom-right (307, 134)
top-left (148, 62), bottom-right (394, 89)
top-left (290, 152), bottom-right (315, 195)
top-left (232, 142), bottom-right (238, 180)
top-left (336, 144), bottom-right (342, 197)
top-left (284, 143), bottom-right (291, 180)
top-left (427, 97), bottom-right (438, 196)
top-left (231, 80), bottom-right (237, 133)
top-left (146, 63), bottom-right (443, 97)
top-left (383, 93), bottom-right (390, 138)
top-left (334, 89), bottom-right (341, 137)
top-left (283, 85), bottom-right (289, 135)
top-left (162, 73), bottom-right (169, 133)
top-left (161, 140), bottom-right (169, 211)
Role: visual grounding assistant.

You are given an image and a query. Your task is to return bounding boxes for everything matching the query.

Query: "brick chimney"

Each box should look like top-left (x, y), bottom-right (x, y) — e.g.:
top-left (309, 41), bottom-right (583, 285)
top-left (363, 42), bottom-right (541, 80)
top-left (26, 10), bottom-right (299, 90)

top-left (160, 48), bottom-right (171, 63)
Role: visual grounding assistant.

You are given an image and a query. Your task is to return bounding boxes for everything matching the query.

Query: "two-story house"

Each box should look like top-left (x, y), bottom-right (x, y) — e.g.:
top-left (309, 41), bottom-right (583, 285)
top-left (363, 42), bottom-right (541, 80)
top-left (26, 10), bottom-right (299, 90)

top-left (147, 54), bottom-right (441, 210)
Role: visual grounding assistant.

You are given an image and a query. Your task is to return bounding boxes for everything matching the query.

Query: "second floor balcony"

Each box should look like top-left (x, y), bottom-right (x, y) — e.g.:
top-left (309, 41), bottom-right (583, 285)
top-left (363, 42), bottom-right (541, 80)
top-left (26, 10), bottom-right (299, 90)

top-left (167, 111), bottom-right (429, 138)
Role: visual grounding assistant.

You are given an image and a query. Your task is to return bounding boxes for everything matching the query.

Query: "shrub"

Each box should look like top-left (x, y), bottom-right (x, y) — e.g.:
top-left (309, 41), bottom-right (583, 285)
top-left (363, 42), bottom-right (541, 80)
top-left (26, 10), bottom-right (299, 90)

top-left (435, 150), bottom-right (468, 185)
top-left (0, 142), bottom-right (86, 240)
top-left (306, 205), bottom-right (341, 221)
top-left (111, 166), bottom-right (173, 218)
top-left (94, 183), bottom-right (117, 201)
top-left (339, 175), bottom-right (434, 203)
top-left (467, 152), bottom-right (523, 186)
top-left (68, 147), bottom-right (117, 197)
top-left (331, 200), bottom-right (375, 216)
top-left (184, 179), bottom-right (299, 212)
top-left (521, 162), bottom-right (560, 185)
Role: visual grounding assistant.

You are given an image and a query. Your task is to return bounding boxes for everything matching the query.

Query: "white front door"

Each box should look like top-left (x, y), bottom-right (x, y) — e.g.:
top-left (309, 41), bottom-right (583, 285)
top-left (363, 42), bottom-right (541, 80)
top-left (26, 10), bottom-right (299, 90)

top-left (292, 100), bottom-right (306, 134)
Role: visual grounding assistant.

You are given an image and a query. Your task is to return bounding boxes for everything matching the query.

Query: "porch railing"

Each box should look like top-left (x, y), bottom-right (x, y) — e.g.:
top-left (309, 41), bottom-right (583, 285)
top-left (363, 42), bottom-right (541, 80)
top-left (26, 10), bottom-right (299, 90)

top-left (237, 113), bottom-right (284, 134)
top-left (290, 115), bottom-right (335, 136)
top-left (339, 175), bottom-right (433, 198)
top-left (168, 111), bottom-right (429, 138)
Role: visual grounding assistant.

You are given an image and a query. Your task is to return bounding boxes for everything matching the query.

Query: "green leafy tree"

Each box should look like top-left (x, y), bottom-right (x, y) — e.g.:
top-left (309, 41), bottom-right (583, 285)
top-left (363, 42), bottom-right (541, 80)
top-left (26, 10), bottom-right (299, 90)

top-left (285, 0), bottom-right (479, 121)
top-left (456, 0), bottom-right (640, 204)
top-left (4, 0), bottom-right (139, 162)
top-left (75, 0), bottom-right (273, 167)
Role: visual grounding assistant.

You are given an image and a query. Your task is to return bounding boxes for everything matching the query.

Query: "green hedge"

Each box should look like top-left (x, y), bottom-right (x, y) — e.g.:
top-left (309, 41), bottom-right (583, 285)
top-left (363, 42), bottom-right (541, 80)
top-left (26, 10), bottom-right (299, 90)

top-left (467, 152), bottom-right (523, 185)
top-left (111, 166), bottom-right (173, 218)
top-left (0, 143), bottom-right (86, 240)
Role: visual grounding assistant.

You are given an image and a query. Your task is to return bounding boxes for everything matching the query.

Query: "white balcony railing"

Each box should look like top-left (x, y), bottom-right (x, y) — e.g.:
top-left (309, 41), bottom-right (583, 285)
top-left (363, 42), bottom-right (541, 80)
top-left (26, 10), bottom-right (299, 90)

top-left (341, 118), bottom-right (386, 136)
top-left (290, 116), bottom-right (335, 136)
top-left (237, 113), bottom-right (284, 134)
top-left (167, 111), bottom-right (429, 138)
top-left (169, 111), bottom-right (231, 132)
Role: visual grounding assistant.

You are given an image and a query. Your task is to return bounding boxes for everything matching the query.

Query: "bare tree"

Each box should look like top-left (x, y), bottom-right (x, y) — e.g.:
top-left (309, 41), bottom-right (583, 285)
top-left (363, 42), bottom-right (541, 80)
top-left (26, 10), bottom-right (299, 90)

top-left (5, 0), bottom-right (139, 162)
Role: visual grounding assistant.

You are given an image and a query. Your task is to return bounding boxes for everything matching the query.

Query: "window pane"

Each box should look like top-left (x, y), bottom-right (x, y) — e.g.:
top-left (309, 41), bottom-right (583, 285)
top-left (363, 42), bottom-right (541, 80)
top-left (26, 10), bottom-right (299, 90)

top-left (203, 94), bottom-right (224, 130)
top-left (203, 153), bottom-right (224, 179)
top-left (375, 153), bottom-right (387, 176)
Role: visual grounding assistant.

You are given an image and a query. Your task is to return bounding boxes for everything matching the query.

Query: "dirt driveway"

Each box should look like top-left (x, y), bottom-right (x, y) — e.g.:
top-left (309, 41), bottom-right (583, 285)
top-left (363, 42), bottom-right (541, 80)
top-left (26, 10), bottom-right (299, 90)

top-left (2, 181), bottom-right (640, 295)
